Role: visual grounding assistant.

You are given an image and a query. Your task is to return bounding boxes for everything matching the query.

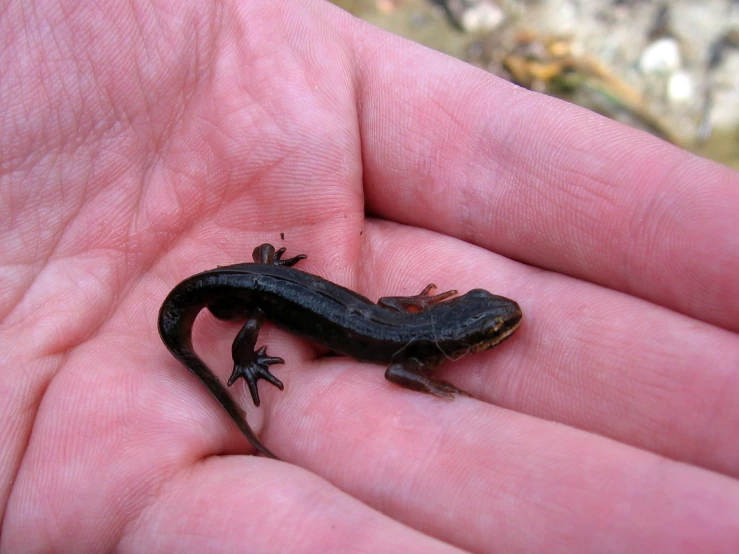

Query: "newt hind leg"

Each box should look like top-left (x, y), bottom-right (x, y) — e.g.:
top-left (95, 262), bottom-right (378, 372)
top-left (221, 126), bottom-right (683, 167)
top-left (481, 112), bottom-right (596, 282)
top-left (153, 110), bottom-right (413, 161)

top-left (226, 307), bottom-right (285, 407)
top-left (208, 244), bottom-right (307, 407)
top-left (252, 243), bottom-right (306, 266)
top-left (385, 359), bottom-right (471, 399)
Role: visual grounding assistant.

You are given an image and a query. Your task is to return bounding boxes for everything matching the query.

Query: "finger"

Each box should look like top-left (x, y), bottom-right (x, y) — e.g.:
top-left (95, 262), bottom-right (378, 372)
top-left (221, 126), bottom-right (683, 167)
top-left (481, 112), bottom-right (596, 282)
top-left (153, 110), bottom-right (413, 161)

top-left (357, 225), bottom-right (739, 478)
top-left (132, 459), bottom-right (465, 554)
top-left (350, 25), bottom-right (739, 332)
top-left (279, 385), bottom-right (739, 553)
top-left (2, 360), bottom-right (461, 554)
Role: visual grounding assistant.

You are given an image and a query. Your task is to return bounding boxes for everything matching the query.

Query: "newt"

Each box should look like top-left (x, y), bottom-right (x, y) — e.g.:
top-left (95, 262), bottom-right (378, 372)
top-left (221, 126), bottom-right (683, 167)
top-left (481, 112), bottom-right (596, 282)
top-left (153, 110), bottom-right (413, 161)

top-left (158, 243), bottom-right (522, 460)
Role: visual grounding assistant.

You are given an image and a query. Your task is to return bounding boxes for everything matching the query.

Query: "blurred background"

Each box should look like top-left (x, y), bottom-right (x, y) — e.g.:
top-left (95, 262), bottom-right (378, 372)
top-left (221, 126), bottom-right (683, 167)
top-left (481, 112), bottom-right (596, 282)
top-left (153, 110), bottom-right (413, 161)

top-left (331, 0), bottom-right (739, 169)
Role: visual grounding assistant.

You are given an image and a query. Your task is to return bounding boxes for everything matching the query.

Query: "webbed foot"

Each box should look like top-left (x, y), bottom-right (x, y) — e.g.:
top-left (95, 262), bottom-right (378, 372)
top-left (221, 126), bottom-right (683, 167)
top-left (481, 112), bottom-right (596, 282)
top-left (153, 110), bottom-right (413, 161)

top-left (228, 346), bottom-right (285, 407)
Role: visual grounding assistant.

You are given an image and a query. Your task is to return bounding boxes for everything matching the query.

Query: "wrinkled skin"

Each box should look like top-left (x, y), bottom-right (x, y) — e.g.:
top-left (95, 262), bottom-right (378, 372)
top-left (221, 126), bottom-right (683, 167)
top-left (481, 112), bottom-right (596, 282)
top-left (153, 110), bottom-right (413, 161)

top-left (1, 1), bottom-right (738, 552)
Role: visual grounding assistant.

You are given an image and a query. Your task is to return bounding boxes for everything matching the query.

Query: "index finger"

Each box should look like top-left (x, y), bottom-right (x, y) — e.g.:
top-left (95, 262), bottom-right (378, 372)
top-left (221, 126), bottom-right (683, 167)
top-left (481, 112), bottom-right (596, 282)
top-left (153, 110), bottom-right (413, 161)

top-left (353, 28), bottom-right (739, 331)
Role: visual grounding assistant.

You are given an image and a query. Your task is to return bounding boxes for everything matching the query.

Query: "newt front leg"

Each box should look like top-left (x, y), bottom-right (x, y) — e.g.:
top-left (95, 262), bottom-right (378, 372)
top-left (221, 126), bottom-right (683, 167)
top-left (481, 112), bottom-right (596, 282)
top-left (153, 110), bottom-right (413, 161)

top-left (385, 358), bottom-right (469, 399)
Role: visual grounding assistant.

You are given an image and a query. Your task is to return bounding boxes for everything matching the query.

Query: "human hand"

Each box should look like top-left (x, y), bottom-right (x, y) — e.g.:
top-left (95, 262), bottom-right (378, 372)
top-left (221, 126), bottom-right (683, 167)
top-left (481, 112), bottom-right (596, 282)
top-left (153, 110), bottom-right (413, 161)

top-left (2, 1), bottom-right (738, 552)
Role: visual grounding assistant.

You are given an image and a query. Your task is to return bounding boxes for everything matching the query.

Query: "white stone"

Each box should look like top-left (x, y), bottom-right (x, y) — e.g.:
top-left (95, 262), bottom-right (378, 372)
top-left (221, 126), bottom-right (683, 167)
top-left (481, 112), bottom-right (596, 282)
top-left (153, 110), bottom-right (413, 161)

top-left (639, 38), bottom-right (682, 75)
top-left (459, 1), bottom-right (505, 32)
top-left (667, 71), bottom-right (695, 105)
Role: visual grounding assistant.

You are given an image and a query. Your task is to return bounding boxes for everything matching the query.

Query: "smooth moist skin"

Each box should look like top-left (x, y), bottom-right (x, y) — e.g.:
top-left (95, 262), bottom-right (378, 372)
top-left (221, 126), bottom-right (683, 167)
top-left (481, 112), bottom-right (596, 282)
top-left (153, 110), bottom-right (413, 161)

top-left (158, 243), bottom-right (522, 460)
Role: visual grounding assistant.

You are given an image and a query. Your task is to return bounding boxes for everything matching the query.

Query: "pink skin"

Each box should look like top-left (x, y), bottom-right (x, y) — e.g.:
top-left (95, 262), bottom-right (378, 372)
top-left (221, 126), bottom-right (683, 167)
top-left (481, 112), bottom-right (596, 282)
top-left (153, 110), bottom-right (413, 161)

top-left (1, 1), bottom-right (738, 552)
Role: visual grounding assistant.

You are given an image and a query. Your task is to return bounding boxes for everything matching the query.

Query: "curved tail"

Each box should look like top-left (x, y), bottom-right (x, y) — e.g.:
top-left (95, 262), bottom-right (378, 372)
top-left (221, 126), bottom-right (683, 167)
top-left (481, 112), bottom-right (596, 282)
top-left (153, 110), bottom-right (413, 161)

top-left (158, 300), bottom-right (280, 460)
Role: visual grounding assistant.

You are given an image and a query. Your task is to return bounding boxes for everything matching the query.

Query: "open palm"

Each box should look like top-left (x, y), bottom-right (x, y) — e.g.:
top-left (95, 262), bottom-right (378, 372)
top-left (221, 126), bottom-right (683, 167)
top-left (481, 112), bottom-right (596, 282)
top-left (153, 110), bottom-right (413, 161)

top-left (2, 2), bottom-right (738, 552)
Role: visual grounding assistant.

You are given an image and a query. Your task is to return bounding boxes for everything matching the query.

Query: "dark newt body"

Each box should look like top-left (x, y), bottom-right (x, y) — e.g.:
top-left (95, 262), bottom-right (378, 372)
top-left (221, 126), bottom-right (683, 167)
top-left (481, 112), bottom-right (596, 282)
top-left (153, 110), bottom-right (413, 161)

top-left (158, 244), bottom-right (522, 460)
